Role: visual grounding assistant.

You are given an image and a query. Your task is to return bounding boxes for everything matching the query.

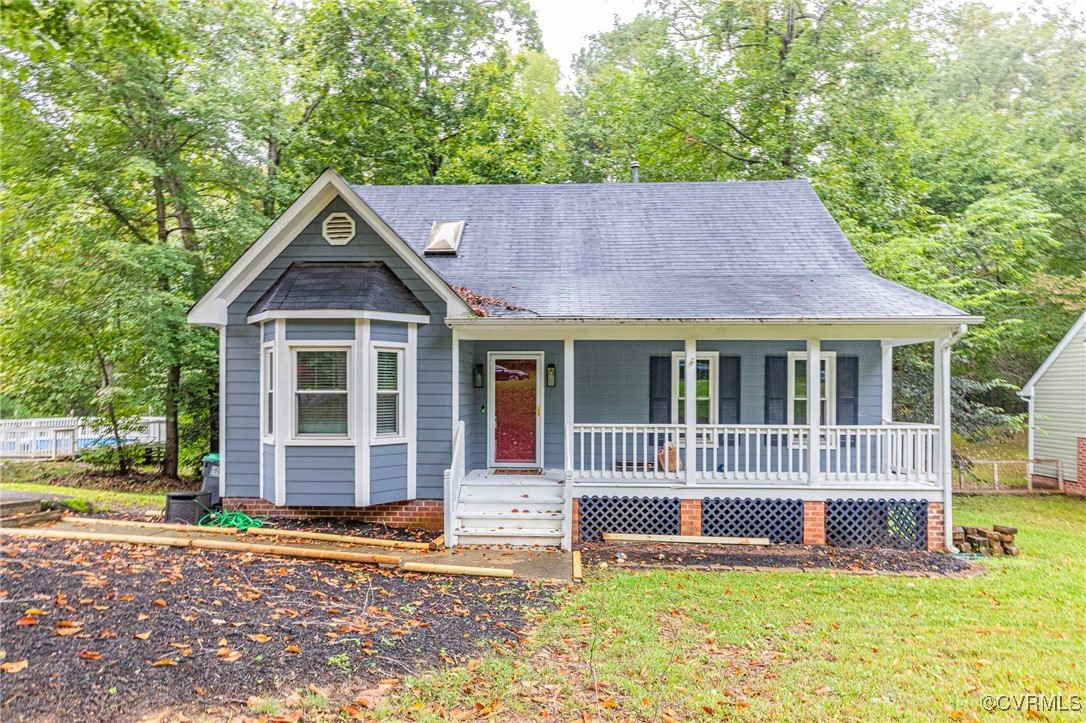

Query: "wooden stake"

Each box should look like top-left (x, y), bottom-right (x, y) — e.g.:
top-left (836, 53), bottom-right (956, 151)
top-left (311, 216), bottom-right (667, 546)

top-left (0, 526), bottom-right (399, 565)
top-left (601, 533), bottom-right (770, 546)
top-left (401, 561), bottom-right (514, 578)
top-left (572, 550), bottom-right (583, 581)
top-left (428, 535), bottom-right (444, 551)
top-left (62, 516), bottom-right (240, 535)
top-left (244, 527), bottom-right (430, 550)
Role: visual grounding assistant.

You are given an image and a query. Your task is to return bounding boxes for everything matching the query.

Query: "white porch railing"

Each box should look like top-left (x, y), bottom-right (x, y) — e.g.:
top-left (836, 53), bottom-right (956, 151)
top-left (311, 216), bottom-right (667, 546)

top-left (572, 422), bottom-right (940, 486)
top-left (572, 424), bottom-right (685, 481)
top-left (443, 420), bottom-right (466, 546)
top-left (0, 416), bottom-right (167, 460)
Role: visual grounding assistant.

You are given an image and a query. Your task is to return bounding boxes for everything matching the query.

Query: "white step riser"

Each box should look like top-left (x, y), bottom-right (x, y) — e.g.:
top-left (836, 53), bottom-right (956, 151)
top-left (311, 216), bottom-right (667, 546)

top-left (457, 504), bottom-right (564, 516)
top-left (459, 488), bottom-right (563, 503)
top-left (456, 532), bottom-right (563, 547)
top-left (458, 516), bottom-right (562, 532)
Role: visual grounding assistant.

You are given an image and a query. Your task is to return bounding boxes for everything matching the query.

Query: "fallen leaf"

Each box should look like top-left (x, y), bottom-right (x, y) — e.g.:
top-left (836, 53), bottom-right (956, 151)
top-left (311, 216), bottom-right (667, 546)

top-left (247, 634), bottom-right (272, 643)
top-left (56, 625), bottom-right (85, 637)
top-left (152, 658), bottom-right (178, 667)
top-left (217, 637), bottom-right (228, 647)
top-left (814, 685), bottom-right (833, 695)
top-left (0, 660), bottom-right (28, 674)
top-left (16, 617), bottom-right (38, 626)
top-left (285, 645), bottom-right (301, 654)
top-left (79, 651), bottom-right (103, 660)
top-left (133, 632), bottom-right (151, 640)
top-left (152, 599), bottom-right (167, 608)
top-left (216, 648), bottom-right (242, 662)
top-left (137, 614), bottom-right (150, 621)
top-left (24, 608), bottom-right (45, 616)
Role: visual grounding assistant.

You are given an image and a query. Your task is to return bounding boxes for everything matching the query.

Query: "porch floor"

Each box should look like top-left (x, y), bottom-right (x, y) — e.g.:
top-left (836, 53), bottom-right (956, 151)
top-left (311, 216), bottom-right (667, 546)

top-left (463, 469), bottom-right (566, 485)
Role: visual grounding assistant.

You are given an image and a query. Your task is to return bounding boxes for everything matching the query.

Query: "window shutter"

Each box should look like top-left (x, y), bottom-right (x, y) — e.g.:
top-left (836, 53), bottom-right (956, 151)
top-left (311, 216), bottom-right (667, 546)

top-left (764, 356), bottom-right (787, 424)
top-left (648, 356), bottom-right (671, 423)
top-left (719, 356), bottom-right (740, 424)
top-left (836, 356), bottom-right (859, 425)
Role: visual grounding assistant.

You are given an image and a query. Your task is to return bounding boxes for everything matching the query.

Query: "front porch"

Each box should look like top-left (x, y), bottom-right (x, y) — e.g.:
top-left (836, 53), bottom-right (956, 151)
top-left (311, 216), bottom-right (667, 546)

top-left (446, 325), bottom-right (959, 551)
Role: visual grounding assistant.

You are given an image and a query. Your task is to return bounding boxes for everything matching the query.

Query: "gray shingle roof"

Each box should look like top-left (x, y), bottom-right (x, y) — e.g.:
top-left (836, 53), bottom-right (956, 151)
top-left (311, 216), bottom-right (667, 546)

top-left (249, 261), bottom-right (428, 316)
top-left (350, 180), bottom-right (969, 320)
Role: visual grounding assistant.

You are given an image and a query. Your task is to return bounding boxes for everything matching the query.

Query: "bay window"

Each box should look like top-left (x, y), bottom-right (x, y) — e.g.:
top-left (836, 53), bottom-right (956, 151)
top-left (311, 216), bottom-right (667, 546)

top-left (372, 346), bottom-right (404, 442)
top-left (293, 348), bottom-right (350, 437)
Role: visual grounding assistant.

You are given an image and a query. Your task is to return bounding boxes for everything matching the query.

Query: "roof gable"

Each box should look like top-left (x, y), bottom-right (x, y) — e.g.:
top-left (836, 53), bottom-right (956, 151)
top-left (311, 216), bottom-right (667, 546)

top-left (1019, 310), bottom-right (1086, 396)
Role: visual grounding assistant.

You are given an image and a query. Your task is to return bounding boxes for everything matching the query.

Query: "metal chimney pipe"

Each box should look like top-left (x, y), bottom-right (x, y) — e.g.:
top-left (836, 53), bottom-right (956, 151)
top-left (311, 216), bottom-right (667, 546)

top-left (630, 160), bottom-right (640, 183)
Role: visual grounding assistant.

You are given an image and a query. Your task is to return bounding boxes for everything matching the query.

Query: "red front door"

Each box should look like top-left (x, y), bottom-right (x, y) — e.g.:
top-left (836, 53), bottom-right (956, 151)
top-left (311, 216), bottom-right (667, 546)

top-left (491, 356), bottom-right (541, 466)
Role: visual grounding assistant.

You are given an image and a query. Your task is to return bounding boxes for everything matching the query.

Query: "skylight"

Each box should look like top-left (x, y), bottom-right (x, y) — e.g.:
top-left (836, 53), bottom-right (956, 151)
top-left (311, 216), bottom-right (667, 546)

top-left (425, 220), bottom-right (465, 255)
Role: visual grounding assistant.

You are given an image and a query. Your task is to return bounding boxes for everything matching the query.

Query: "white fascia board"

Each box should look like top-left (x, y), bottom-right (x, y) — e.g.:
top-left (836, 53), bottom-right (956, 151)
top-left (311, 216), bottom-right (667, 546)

top-left (187, 169), bottom-right (472, 327)
top-left (247, 309), bottom-right (430, 325)
top-left (1018, 310), bottom-right (1086, 397)
top-left (448, 317), bottom-right (980, 342)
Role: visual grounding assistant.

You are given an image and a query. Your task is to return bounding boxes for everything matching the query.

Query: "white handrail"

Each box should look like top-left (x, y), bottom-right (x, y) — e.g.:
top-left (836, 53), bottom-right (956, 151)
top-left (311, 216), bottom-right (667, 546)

top-left (571, 424), bottom-right (685, 481)
top-left (443, 420), bottom-right (466, 547)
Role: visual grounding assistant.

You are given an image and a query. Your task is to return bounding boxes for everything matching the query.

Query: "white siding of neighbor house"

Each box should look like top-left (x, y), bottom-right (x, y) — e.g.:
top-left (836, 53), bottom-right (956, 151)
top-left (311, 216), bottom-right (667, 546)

top-left (1033, 323), bottom-right (1086, 482)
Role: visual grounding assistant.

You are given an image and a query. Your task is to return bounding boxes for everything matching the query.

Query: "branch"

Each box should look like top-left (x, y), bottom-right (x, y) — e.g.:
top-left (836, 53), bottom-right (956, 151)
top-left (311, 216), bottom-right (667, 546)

top-left (661, 120), bottom-right (764, 164)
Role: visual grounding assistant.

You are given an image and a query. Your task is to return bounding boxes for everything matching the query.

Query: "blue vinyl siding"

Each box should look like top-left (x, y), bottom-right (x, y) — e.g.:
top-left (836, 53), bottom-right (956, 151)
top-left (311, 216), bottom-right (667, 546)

top-left (224, 196), bottom-right (451, 503)
top-left (285, 319), bottom-right (354, 340)
top-left (371, 320), bottom-right (409, 343)
top-left (371, 444), bottom-right (409, 504)
top-left (285, 446), bottom-right (354, 506)
top-left (263, 323), bottom-right (275, 342)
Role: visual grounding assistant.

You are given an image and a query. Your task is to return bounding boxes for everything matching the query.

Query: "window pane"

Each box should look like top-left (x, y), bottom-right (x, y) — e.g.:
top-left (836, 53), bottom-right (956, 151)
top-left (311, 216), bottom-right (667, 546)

top-left (377, 351), bottom-right (399, 391)
top-left (794, 399), bottom-right (807, 425)
top-left (794, 359), bottom-right (807, 397)
top-left (297, 392), bottom-right (348, 435)
top-left (376, 393), bottom-right (399, 436)
top-left (296, 351), bottom-right (347, 391)
top-left (696, 399), bottom-right (710, 424)
top-left (677, 399), bottom-right (685, 420)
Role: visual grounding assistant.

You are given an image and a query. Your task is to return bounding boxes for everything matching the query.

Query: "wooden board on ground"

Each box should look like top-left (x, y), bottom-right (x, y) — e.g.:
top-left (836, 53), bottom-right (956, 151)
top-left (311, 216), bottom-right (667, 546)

top-left (572, 550), bottom-right (583, 581)
top-left (244, 526), bottom-right (431, 550)
top-left (62, 516), bottom-right (240, 535)
top-left (601, 532), bottom-right (770, 546)
top-left (0, 526), bottom-right (401, 565)
top-left (401, 561), bottom-right (514, 578)
top-left (428, 535), bottom-right (444, 551)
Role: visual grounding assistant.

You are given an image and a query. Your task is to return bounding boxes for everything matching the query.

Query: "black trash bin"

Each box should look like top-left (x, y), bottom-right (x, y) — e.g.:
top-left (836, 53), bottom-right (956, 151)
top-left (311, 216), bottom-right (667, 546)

top-left (165, 491), bottom-right (212, 525)
top-left (201, 452), bottom-right (221, 507)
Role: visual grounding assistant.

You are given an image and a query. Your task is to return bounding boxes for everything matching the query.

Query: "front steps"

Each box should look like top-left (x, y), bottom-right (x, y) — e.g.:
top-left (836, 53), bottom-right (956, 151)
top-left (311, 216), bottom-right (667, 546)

top-left (454, 471), bottom-right (566, 547)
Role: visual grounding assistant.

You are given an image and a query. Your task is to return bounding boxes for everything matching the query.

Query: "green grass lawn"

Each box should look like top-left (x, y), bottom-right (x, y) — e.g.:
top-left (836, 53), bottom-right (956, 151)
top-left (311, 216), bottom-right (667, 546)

top-left (0, 460), bottom-right (169, 511)
top-left (382, 495), bottom-right (1086, 721)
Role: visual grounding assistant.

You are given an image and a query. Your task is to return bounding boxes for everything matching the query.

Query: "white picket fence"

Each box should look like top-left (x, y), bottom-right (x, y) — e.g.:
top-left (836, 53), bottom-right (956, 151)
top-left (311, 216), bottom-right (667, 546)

top-left (0, 417), bottom-right (167, 460)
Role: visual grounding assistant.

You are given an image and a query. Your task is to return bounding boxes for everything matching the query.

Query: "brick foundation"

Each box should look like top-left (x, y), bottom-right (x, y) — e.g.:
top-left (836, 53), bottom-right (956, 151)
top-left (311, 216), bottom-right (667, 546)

top-left (1073, 438), bottom-right (1086, 497)
top-left (571, 498), bottom-right (580, 542)
top-left (679, 499), bottom-right (702, 537)
top-left (802, 500), bottom-right (825, 545)
top-left (926, 501), bottom-right (945, 551)
top-left (222, 497), bottom-right (444, 531)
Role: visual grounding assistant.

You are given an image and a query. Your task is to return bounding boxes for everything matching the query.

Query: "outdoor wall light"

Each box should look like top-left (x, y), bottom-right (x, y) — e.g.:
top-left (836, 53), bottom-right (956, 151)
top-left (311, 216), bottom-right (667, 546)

top-left (473, 363), bottom-right (484, 388)
top-left (546, 363), bottom-right (557, 388)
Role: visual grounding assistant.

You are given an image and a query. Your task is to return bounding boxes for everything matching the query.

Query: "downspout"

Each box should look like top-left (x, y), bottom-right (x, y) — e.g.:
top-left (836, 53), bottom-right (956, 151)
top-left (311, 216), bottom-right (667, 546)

top-left (942, 325), bottom-right (968, 553)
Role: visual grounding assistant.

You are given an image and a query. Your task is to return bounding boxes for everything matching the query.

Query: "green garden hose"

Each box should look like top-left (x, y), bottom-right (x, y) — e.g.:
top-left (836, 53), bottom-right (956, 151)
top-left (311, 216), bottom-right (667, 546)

top-left (198, 506), bottom-right (266, 531)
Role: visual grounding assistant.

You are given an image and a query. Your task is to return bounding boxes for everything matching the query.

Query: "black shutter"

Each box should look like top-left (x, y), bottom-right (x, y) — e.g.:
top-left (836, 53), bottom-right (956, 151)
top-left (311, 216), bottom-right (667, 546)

top-left (720, 356), bottom-right (741, 423)
top-left (836, 356), bottom-right (859, 425)
top-left (765, 356), bottom-right (787, 424)
top-left (649, 356), bottom-right (671, 423)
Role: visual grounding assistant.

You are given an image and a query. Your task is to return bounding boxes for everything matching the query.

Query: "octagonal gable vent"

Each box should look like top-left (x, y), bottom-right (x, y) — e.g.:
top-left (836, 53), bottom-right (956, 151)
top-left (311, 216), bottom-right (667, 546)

top-left (425, 220), bottom-right (464, 255)
top-left (322, 212), bottom-right (356, 245)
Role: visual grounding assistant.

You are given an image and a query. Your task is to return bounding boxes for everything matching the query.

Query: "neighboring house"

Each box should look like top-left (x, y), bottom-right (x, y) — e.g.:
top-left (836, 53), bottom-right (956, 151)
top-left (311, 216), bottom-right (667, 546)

top-left (188, 169), bottom-right (980, 552)
top-left (1018, 311), bottom-right (1086, 496)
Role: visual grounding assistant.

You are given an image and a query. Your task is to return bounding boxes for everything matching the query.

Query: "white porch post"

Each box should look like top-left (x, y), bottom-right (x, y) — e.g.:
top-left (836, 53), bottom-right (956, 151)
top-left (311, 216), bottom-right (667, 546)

top-left (684, 338), bottom-right (696, 485)
top-left (935, 337), bottom-right (955, 551)
top-left (564, 339), bottom-right (574, 472)
top-left (807, 338), bottom-right (821, 486)
top-left (881, 344), bottom-right (893, 423)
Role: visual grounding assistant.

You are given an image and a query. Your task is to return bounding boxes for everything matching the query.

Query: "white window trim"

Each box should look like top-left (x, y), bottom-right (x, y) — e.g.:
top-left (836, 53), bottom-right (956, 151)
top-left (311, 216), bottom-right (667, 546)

top-left (370, 342), bottom-right (407, 445)
top-left (670, 351), bottom-right (719, 426)
top-left (289, 343), bottom-right (355, 443)
top-left (786, 350), bottom-right (837, 427)
top-left (261, 342), bottom-right (275, 443)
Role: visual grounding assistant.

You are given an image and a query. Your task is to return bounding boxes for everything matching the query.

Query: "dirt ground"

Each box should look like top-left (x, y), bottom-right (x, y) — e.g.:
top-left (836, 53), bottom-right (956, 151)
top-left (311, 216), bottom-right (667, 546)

top-left (579, 540), bottom-right (972, 575)
top-left (0, 537), bottom-right (558, 722)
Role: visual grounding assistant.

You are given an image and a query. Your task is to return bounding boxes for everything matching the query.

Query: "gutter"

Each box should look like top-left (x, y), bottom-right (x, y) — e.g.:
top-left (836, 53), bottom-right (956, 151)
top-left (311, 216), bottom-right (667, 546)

top-left (943, 324), bottom-right (968, 553)
top-left (445, 315), bottom-right (985, 327)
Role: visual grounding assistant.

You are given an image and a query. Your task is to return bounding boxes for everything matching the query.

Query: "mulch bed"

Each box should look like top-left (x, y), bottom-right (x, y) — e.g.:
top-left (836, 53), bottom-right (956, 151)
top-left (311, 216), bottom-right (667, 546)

top-left (0, 538), bottom-right (556, 721)
top-left (579, 541), bottom-right (972, 575)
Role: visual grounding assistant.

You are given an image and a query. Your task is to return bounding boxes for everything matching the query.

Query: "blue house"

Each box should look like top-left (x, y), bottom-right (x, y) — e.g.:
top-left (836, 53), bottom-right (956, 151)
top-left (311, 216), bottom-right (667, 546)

top-left (189, 169), bottom-right (979, 552)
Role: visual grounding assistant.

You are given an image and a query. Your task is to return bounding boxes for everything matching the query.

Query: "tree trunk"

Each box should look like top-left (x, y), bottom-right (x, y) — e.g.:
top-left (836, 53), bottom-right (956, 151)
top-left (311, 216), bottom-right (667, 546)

top-left (163, 363), bottom-right (180, 479)
top-left (265, 134), bottom-right (280, 217)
